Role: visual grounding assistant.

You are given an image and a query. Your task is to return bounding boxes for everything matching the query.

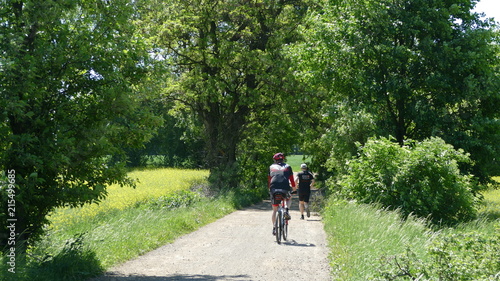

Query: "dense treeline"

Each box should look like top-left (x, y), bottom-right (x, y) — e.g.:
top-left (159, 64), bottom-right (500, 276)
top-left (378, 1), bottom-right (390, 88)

top-left (1, 0), bottom-right (499, 249)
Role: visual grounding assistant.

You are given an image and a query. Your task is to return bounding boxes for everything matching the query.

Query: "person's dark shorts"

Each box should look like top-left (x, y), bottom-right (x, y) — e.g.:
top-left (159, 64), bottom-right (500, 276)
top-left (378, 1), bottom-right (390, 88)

top-left (298, 192), bottom-right (311, 203)
top-left (270, 189), bottom-right (291, 206)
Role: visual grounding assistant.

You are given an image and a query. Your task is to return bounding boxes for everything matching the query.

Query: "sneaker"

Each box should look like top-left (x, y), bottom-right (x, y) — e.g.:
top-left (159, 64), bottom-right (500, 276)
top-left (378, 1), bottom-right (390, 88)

top-left (307, 207), bottom-right (310, 218)
top-left (284, 211), bottom-right (291, 220)
top-left (301, 215), bottom-right (304, 220)
top-left (272, 227), bottom-right (276, 235)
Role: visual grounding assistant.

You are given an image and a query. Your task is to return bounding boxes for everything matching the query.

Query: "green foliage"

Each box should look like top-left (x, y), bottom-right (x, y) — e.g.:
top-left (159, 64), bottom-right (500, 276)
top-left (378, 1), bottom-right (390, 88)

top-left (0, 0), bottom-right (160, 246)
top-left (375, 229), bottom-right (500, 280)
top-left (125, 102), bottom-right (205, 169)
top-left (298, 0), bottom-right (500, 184)
top-left (337, 136), bottom-right (478, 224)
top-left (323, 191), bottom-right (500, 280)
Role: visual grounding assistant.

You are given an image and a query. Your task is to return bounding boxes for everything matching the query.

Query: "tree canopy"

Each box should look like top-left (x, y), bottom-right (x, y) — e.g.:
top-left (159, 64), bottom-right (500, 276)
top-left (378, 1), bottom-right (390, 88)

top-left (297, 0), bottom-right (500, 183)
top-left (139, 0), bottom-right (314, 188)
top-left (0, 0), bottom-right (159, 246)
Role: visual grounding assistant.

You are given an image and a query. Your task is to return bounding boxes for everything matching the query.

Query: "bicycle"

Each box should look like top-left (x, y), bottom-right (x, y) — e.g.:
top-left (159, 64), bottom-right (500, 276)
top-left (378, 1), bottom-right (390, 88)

top-left (272, 191), bottom-right (291, 244)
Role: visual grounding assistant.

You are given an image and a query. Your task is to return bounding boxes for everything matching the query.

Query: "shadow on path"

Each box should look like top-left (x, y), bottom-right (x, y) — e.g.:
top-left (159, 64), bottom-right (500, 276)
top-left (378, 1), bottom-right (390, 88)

top-left (96, 274), bottom-right (251, 281)
top-left (281, 239), bottom-right (317, 247)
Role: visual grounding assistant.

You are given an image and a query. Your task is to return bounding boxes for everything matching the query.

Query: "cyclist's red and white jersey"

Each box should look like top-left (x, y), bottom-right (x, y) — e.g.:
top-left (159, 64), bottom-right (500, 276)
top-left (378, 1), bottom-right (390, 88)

top-left (268, 162), bottom-right (295, 190)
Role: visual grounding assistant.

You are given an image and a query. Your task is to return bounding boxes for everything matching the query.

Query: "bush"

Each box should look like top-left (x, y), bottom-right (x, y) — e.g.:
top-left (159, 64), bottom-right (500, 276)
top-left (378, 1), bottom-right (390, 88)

top-left (336, 136), bottom-right (478, 224)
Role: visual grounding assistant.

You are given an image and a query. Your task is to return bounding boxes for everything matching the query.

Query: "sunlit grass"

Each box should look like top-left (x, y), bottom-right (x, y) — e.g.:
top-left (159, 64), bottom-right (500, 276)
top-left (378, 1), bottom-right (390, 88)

top-left (323, 199), bottom-right (431, 280)
top-left (470, 176), bottom-right (500, 225)
top-left (323, 178), bottom-right (500, 280)
top-left (286, 154), bottom-right (311, 171)
top-left (47, 168), bottom-right (209, 231)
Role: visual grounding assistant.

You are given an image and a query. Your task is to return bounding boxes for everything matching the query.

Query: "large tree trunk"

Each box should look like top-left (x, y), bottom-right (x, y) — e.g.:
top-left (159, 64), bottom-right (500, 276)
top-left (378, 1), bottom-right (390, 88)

top-left (200, 102), bottom-right (249, 189)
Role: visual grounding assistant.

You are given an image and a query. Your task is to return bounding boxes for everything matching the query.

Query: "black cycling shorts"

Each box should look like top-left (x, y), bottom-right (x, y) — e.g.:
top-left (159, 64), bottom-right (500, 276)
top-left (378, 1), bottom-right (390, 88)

top-left (270, 189), bottom-right (291, 206)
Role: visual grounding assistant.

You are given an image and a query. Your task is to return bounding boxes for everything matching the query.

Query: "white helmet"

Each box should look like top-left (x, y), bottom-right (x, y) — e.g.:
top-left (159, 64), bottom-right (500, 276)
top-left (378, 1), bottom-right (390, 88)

top-left (300, 163), bottom-right (307, 169)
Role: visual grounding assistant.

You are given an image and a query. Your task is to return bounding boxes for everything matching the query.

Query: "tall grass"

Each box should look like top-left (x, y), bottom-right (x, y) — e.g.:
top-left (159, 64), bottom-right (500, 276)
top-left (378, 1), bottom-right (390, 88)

top-left (323, 186), bottom-right (500, 280)
top-left (323, 199), bottom-right (432, 280)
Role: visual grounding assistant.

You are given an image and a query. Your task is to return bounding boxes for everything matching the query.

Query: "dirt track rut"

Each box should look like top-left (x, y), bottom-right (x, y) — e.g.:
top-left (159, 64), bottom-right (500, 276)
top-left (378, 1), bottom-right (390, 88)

top-left (93, 195), bottom-right (331, 280)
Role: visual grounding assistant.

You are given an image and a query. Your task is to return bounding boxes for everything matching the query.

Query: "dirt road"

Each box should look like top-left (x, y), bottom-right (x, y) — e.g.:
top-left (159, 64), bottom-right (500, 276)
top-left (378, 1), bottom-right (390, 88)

top-left (93, 195), bottom-right (331, 280)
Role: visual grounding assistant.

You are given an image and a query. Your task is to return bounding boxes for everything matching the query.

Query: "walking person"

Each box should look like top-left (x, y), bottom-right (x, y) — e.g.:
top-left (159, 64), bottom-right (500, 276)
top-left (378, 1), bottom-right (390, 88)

top-left (295, 163), bottom-right (315, 220)
top-left (268, 153), bottom-right (296, 235)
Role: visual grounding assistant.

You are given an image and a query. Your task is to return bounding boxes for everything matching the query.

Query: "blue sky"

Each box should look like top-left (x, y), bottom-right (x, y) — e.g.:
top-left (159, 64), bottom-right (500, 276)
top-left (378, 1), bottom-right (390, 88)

top-left (473, 0), bottom-right (500, 22)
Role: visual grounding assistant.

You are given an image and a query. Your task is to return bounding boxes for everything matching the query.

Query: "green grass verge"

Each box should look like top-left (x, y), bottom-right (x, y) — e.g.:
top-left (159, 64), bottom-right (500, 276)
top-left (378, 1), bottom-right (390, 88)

top-left (323, 199), bottom-right (431, 280)
top-left (323, 187), bottom-right (500, 280)
top-left (0, 168), bottom-right (264, 281)
top-left (32, 196), bottom-right (236, 271)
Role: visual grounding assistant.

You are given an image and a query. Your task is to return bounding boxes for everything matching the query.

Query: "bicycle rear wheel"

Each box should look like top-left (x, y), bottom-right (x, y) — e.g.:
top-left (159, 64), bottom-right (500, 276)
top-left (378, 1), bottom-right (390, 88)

top-left (275, 210), bottom-right (282, 244)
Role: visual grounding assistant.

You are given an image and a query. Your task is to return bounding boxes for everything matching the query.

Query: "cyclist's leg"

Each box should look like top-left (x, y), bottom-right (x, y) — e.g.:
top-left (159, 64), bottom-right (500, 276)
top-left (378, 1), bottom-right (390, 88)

top-left (270, 190), bottom-right (280, 234)
top-left (284, 191), bottom-right (292, 220)
top-left (271, 204), bottom-right (278, 226)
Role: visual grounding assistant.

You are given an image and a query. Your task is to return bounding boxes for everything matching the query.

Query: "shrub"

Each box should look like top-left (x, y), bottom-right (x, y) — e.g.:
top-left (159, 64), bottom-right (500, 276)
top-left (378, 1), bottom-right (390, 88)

top-left (336, 136), bottom-right (478, 224)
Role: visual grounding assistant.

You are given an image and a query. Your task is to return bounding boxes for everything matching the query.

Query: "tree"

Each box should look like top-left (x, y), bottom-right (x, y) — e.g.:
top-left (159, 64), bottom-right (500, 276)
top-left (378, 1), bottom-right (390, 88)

top-left (140, 0), bottom-right (312, 188)
top-left (302, 0), bottom-right (500, 182)
top-left (0, 0), bottom-right (159, 248)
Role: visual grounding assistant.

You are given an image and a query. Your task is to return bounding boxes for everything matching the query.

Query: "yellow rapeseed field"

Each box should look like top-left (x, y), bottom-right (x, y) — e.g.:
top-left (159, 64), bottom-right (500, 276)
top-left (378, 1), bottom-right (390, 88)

top-left (48, 168), bottom-right (209, 230)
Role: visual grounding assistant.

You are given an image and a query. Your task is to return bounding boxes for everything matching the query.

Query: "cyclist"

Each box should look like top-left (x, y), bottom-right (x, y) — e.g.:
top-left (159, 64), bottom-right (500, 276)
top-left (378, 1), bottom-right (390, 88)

top-left (268, 152), bottom-right (296, 235)
top-left (295, 163), bottom-right (315, 219)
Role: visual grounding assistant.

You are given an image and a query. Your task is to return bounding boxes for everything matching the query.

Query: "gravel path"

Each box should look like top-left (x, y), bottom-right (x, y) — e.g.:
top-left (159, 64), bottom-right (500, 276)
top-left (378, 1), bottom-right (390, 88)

top-left (92, 195), bottom-right (331, 280)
